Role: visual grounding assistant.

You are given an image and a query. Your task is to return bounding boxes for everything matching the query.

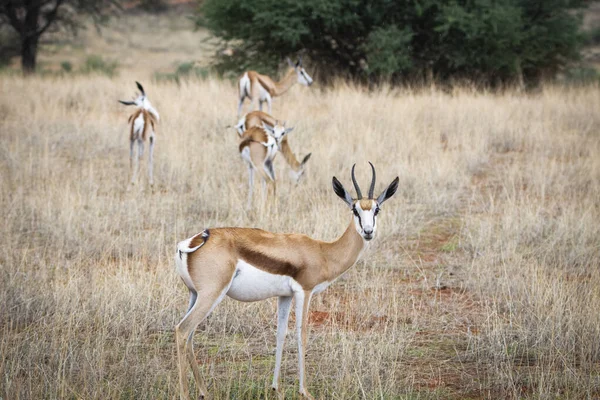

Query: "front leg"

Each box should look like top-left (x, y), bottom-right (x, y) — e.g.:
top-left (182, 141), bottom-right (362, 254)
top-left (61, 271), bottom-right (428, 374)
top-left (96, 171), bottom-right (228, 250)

top-left (272, 296), bottom-right (293, 394)
top-left (294, 290), bottom-right (314, 399)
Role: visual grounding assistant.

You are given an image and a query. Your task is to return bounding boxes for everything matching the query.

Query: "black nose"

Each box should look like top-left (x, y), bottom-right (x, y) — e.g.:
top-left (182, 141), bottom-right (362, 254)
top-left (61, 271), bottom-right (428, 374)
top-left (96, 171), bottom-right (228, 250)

top-left (364, 229), bottom-right (373, 235)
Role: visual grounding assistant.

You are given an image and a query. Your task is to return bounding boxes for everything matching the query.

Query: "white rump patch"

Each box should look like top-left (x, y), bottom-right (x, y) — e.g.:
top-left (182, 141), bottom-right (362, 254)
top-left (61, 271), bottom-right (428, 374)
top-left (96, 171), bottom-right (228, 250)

top-left (175, 231), bottom-right (209, 292)
top-left (133, 114), bottom-right (145, 137)
top-left (239, 73), bottom-right (251, 98)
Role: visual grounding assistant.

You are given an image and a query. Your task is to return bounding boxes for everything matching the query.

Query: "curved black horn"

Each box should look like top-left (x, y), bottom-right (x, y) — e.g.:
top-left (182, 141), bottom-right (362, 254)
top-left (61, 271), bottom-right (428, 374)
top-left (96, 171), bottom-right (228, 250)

top-left (119, 100), bottom-right (135, 106)
top-left (135, 81), bottom-right (145, 96)
top-left (351, 164), bottom-right (363, 199)
top-left (368, 162), bottom-right (376, 198)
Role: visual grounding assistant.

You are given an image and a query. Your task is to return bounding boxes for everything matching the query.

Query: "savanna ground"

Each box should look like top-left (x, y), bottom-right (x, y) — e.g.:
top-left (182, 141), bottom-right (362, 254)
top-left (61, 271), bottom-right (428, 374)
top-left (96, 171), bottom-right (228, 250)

top-left (1, 74), bottom-right (599, 399)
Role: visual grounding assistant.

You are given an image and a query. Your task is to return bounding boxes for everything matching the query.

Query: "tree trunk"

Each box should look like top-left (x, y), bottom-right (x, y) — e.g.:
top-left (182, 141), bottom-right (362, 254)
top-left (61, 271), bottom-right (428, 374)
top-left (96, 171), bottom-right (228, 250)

top-left (21, 35), bottom-right (39, 75)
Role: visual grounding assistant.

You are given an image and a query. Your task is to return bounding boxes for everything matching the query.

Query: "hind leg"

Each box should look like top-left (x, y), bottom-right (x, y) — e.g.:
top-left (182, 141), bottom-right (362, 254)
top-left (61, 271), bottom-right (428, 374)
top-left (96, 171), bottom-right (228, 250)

top-left (182, 291), bottom-right (204, 395)
top-left (247, 166), bottom-right (255, 209)
top-left (176, 283), bottom-right (232, 400)
top-left (148, 135), bottom-right (155, 187)
top-left (237, 96), bottom-right (245, 118)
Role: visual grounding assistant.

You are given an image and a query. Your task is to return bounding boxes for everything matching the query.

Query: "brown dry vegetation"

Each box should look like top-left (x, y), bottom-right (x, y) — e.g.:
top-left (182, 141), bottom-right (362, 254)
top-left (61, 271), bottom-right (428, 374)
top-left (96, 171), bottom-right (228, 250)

top-left (0, 76), bottom-right (599, 399)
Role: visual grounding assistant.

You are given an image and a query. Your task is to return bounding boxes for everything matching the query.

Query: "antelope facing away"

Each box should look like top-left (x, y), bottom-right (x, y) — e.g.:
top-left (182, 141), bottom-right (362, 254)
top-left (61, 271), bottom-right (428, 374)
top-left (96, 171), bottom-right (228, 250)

top-left (174, 163), bottom-right (399, 400)
top-left (119, 82), bottom-right (160, 187)
top-left (237, 112), bottom-right (311, 208)
top-left (237, 57), bottom-right (313, 117)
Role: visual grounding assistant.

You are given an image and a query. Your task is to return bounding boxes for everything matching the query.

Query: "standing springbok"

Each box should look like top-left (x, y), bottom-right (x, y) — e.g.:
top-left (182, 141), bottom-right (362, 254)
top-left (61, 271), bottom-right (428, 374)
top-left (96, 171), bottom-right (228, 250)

top-left (119, 82), bottom-right (160, 187)
top-left (237, 57), bottom-right (313, 117)
top-left (236, 110), bottom-right (312, 184)
top-left (174, 163), bottom-right (399, 400)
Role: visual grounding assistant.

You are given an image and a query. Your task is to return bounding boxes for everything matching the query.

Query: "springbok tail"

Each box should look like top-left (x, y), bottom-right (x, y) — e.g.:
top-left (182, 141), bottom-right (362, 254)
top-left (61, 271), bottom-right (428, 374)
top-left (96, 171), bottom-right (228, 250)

top-left (175, 230), bottom-right (210, 291)
top-left (177, 230), bottom-right (210, 258)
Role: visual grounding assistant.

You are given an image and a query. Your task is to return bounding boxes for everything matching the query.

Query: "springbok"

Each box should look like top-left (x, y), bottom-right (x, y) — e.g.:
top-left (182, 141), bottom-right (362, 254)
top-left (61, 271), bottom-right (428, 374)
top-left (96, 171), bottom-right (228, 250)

top-left (236, 110), bottom-right (312, 186)
top-left (119, 82), bottom-right (160, 187)
top-left (174, 163), bottom-right (399, 399)
top-left (237, 57), bottom-right (313, 117)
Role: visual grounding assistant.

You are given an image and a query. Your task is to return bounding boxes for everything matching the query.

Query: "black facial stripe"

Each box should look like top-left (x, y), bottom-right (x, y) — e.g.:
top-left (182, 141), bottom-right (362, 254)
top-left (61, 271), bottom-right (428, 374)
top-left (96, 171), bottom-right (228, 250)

top-left (354, 207), bottom-right (364, 230)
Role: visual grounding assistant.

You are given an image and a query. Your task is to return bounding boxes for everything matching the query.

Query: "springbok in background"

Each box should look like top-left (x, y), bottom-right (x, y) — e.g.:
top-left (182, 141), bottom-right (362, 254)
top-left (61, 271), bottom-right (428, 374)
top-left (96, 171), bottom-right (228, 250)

top-left (174, 163), bottom-right (399, 400)
top-left (237, 57), bottom-right (313, 117)
top-left (237, 114), bottom-right (311, 208)
top-left (236, 110), bottom-right (312, 186)
top-left (119, 82), bottom-right (159, 187)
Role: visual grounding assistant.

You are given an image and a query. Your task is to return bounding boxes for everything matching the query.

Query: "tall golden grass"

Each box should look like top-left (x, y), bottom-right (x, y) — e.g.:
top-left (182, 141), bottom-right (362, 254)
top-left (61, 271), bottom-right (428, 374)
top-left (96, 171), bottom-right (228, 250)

top-left (1, 75), bottom-right (599, 399)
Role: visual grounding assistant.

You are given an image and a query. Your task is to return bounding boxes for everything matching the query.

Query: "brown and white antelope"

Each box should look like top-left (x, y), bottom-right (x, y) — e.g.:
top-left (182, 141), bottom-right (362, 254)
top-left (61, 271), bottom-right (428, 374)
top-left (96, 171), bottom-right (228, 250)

top-left (236, 111), bottom-right (311, 207)
top-left (174, 163), bottom-right (399, 399)
top-left (119, 82), bottom-right (159, 187)
top-left (237, 57), bottom-right (313, 117)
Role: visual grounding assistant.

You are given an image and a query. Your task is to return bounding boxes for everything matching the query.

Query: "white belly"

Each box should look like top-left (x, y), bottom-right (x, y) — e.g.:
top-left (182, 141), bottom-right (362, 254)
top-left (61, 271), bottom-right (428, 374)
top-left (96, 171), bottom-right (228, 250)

top-left (227, 260), bottom-right (295, 302)
top-left (258, 85), bottom-right (271, 102)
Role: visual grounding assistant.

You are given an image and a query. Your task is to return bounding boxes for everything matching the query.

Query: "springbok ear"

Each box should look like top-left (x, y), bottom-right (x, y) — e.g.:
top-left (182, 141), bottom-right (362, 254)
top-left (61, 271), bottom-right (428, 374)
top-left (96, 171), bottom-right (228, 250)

top-left (287, 57), bottom-right (294, 67)
top-left (262, 122), bottom-right (274, 133)
top-left (376, 177), bottom-right (399, 205)
top-left (284, 127), bottom-right (294, 135)
top-left (332, 177), bottom-right (353, 207)
top-left (301, 153), bottom-right (312, 165)
top-left (298, 55), bottom-right (303, 66)
top-left (135, 81), bottom-right (145, 96)
top-left (119, 100), bottom-right (135, 106)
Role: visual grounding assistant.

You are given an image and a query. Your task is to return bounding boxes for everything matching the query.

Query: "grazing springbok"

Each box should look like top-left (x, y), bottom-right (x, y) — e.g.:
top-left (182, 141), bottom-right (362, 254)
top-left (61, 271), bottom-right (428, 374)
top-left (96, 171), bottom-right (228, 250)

top-left (119, 82), bottom-right (160, 187)
top-left (236, 110), bottom-right (312, 185)
top-left (174, 163), bottom-right (399, 400)
top-left (237, 57), bottom-right (313, 117)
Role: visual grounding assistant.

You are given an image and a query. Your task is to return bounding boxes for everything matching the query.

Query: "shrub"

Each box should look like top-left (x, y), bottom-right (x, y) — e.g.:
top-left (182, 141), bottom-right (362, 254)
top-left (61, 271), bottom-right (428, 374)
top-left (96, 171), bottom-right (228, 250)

top-left (200, 0), bottom-right (587, 85)
top-left (80, 55), bottom-right (118, 77)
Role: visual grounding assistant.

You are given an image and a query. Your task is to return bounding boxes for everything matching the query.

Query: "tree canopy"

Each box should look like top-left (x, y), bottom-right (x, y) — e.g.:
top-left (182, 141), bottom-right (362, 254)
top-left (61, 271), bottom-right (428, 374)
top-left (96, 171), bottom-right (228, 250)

top-left (0, 0), bottom-right (119, 74)
top-left (200, 0), bottom-right (588, 85)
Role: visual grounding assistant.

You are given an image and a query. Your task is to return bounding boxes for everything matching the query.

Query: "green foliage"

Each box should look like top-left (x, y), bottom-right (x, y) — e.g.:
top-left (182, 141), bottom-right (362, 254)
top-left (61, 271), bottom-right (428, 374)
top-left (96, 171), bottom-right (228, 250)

top-left (154, 62), bottom-right (212, 83)
top-left (200, 0), bottom-right (587, 85)
top-left (363, 25), bottom-right (413, 77)
top-left (562, 65), bottom-right (599, 85)
top-left (80, 55), bottom-right (118, 77)
top-left (139, 0), bottom-right (167, 12)
top-left (0, 26), bottom-right (20, 67)
top-left (583, 26), bottom-right (600, 46)
top-left (60, 61), bottom-right (73, 73)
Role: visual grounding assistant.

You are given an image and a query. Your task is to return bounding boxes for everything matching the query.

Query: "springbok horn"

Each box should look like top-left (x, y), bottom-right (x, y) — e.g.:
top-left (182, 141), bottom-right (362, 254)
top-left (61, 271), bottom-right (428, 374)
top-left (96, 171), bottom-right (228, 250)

top-left (119, 100), bottom-right (135, 106)
top-left (135, 81), bottom-right (145, 96)
top-left (368, 162), bottom-right (376, 199)
top-left (351, 164), bottom-right (362, 199)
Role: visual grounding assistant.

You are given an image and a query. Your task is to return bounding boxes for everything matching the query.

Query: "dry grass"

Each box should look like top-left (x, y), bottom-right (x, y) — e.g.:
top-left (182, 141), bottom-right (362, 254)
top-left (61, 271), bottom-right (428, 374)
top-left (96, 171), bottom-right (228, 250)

top-left (0, 75), bottom-right (599, 399)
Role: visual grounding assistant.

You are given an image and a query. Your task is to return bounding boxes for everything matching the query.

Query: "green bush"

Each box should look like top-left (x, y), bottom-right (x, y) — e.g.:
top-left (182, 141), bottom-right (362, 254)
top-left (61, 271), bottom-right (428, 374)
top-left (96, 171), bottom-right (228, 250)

top-left (200, 0), bottom-right (587, 85)
top-left (154, 62), bottom-right (212, 83)
top-left (583, 26), bottom-right (600, 46)
top-left (80, 55), bottom-right (118, 77)
top-left (60, 61), bottom-right (73, 73)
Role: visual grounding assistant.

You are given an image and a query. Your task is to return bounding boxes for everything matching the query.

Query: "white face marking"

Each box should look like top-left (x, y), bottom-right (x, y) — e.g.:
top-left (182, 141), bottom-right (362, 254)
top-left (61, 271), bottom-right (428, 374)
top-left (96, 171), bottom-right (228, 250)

top-left (352, 201), bottom-right (379, 241)
top-left (270, 124), bottom-right (286, 142)
top-left (297, 68), bottom-right (313, 86)
top-left (227, 260), bottom-right (295, 302)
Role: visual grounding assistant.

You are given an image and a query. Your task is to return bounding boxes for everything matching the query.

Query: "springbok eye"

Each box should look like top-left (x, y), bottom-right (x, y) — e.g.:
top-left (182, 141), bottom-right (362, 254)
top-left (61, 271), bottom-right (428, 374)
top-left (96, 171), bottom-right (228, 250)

top-left (374, 207), bottom-right (380, 216)
top-left (352, 208), bottom-right (359, 217)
